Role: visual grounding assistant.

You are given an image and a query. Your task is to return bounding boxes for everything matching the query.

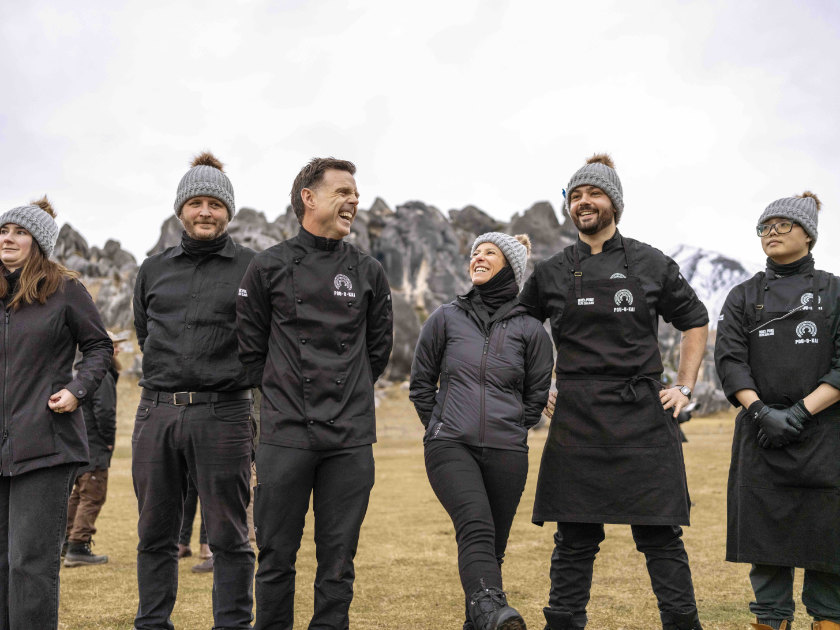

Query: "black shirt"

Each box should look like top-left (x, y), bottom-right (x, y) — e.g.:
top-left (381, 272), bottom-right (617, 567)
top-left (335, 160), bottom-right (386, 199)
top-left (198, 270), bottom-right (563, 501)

top-left (520, 230), bottom-right (709, 350)
top-left (133, 233), bottom-right (256, 391)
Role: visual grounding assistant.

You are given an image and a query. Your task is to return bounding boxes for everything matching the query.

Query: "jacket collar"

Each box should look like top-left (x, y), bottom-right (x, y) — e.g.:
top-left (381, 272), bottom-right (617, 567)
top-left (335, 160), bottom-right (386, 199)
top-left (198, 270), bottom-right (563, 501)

top-left (295, 227), bottom-right (343, 252)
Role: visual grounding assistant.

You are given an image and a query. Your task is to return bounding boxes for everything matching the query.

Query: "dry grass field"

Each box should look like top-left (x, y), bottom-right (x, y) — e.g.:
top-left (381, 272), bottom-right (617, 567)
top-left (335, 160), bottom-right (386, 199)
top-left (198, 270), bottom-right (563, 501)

top-left (57, 379), bottom-right (812, 630)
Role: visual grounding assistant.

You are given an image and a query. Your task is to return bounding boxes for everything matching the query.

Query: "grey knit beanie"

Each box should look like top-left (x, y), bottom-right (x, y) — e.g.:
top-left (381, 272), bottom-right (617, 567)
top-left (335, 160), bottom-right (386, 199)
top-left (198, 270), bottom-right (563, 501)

top-left (174, 152), bottom-right (235, 219)
top-left (564, 153), bottom-right (624, 224)
top-left (758, 191), bottom-right (820, 247)
top-left (471, 232), bottom-right (531, 288)
top-left (0, 197), bottom-right (60, 258)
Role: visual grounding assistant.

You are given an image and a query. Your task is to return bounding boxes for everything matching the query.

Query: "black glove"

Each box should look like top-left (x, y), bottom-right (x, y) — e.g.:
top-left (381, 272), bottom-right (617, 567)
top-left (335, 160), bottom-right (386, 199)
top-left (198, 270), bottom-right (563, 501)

top-left (788, 399), bottom-right (814, 428)
top-left (749, 401), bottom-right (803, 448)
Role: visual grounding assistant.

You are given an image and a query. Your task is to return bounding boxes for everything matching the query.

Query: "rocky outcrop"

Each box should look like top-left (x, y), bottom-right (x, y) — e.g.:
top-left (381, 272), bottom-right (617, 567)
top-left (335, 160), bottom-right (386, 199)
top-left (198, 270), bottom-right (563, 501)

top-left (54, 224), bottom-right (138, 350)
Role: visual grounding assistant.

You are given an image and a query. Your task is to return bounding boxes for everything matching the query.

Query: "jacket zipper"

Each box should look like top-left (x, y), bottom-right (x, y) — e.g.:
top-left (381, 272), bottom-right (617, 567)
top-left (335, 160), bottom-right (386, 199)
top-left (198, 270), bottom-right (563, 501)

top-left (479, 325), bottom-right (492, 445)
top-left (2, 310), bottom-right (10, 475)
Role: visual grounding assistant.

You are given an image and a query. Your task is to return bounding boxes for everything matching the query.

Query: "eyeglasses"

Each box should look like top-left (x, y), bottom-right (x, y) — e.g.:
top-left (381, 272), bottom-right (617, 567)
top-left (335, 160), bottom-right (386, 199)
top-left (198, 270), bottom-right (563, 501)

top-left (756, 221), bottom-right (795, 237)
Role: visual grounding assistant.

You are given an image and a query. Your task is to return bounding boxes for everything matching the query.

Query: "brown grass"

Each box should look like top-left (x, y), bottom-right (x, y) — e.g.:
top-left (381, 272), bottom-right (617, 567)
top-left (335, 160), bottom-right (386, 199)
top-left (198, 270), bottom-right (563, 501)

top-left (57, 380), bottom-right (811, 629)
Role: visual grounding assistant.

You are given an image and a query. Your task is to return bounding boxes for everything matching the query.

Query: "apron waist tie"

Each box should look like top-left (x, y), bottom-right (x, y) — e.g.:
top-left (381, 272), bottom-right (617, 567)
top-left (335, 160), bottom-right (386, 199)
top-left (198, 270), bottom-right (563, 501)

top-left (620, 375), bottom-right (663, 402)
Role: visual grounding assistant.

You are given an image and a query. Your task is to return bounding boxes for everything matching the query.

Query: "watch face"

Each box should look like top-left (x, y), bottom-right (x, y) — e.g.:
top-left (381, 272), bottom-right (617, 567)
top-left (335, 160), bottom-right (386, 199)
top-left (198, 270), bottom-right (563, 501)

top-left (679, 386), bottom-right (691, 397)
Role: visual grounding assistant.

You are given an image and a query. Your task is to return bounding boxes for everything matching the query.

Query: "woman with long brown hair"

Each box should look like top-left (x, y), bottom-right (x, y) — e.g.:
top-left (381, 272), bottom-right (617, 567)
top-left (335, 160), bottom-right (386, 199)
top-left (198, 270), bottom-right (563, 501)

top-left (0, 196), bottom-right (112, 629)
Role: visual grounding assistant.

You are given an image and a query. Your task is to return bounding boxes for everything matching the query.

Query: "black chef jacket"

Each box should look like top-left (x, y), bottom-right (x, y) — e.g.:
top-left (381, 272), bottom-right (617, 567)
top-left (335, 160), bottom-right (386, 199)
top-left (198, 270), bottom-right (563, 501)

top-left (236, 228), bottom-right (393, 451)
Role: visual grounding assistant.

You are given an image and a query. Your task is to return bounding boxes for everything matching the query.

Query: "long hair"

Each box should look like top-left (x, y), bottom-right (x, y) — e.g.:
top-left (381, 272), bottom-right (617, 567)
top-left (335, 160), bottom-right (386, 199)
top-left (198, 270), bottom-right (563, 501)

top-left (0, 243), bottom-right (78, 309)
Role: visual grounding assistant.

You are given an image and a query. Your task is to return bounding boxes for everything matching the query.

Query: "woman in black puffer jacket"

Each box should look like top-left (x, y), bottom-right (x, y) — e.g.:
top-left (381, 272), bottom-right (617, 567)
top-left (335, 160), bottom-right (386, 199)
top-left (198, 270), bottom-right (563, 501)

top-left (0, 197), bottom-right (112, 629)
top-left (411, 232), bottom-right (553, 630)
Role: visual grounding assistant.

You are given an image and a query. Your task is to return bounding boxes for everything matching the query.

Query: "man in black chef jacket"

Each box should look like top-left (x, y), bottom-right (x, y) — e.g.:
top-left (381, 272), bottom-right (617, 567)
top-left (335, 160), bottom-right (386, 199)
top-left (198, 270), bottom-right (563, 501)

top-left (715, 191), bottom-right (840, 630)
top-left (237, 157), bottom-right (393, 630)
top-left (520, 154), bottom-right (709, 630)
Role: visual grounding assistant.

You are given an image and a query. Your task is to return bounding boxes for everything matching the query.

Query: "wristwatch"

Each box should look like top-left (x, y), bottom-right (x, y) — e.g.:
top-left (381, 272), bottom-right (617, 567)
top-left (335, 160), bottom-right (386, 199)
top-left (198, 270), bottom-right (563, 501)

top-left (676, 385), bottom-right (692, 399)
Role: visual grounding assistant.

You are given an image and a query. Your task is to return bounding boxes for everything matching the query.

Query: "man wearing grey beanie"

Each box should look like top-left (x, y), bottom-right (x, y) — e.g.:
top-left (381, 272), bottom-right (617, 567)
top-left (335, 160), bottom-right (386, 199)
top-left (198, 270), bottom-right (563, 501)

top-left (520, 154), bottom-right (709, 630)
top-left (132, 152), bottom-right (257, 629)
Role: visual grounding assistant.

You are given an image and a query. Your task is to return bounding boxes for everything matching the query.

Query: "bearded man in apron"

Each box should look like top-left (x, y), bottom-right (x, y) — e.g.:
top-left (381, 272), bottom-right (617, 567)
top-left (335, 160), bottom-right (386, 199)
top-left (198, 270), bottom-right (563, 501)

top-left (715, 192), bottom-right (840, 630)
top-left (519, 154), bottom-right (709, 630)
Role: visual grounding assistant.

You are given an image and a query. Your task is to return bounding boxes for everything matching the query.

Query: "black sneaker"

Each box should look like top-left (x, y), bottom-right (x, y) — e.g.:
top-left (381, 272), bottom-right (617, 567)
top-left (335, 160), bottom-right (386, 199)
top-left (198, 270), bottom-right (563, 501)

top-left (64, 541), bottom-right (108, 567)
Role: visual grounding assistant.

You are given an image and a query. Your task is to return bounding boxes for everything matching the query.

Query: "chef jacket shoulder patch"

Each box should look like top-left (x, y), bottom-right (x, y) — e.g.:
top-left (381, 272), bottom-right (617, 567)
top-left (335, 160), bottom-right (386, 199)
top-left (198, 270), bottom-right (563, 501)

top-left (613, 289), bottom-right (635, 313)
top-left (238, 288), bottom-right (248, 297)
top-left (758, 328), bottom-right (774, 337)
top-left (333, 274), bottom-right (355, 298)
top-left (794, 320), bottom-right (818, 344)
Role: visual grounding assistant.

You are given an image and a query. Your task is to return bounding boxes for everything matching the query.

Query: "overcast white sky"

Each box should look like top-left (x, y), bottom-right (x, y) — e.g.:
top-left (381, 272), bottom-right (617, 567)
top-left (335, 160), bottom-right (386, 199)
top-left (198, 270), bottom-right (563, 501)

top-left (2, 0), bottom-right (839, 271)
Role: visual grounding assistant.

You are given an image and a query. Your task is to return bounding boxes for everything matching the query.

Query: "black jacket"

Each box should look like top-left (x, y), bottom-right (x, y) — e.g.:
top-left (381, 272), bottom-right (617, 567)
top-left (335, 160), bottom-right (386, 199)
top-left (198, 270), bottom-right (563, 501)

top-left (715, 260), bottom-right (840, 406)
top-left (133, 236), bottom-right (256, 391)
top-left (409, 294), bottom-right (553, 452)
top-left (78, 365), bottom-right (118, 473)
top-left (0, 278), bottom-right (113, 476)
top-left (520, 231), bottom-right (709, 350)
top-left (237, 229), bottom-right (393, 450)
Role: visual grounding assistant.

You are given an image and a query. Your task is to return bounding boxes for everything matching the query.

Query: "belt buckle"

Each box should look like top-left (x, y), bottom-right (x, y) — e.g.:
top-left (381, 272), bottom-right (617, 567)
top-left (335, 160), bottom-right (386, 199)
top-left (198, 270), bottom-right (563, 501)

top-left (173, 392), bottom-right (193, 406)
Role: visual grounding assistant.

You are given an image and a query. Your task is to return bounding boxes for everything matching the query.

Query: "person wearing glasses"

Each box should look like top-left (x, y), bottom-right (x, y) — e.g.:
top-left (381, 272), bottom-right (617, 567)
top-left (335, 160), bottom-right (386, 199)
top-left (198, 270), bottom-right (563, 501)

top-left (715, 192), bottom-right (840, 630)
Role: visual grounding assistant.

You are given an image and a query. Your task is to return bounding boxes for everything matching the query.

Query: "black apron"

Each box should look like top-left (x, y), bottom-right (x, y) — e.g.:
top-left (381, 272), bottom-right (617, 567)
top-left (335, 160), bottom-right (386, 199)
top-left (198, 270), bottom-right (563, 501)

top-left (533, 238), bottom-right (690, 526)
top-left (727, 270), bottom-right (840, 574)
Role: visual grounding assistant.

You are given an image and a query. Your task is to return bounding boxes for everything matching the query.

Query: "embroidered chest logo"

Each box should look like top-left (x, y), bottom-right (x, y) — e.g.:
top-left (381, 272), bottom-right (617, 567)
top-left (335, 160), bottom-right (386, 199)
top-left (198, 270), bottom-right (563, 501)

top-left (800, 292), bottom-right (822, 311)
top-left (795, 320), bottom-right (818, 344)
top-left (758, 329), bottom-right (774, 337)
top-left (610, 273), bottom-right (626, 279)
top-left (613, 289), bottom-right (635, 313)
top-left (333, 274), bottom-right (355, 298)
top-left (577, 297), bottom-right (594, 306)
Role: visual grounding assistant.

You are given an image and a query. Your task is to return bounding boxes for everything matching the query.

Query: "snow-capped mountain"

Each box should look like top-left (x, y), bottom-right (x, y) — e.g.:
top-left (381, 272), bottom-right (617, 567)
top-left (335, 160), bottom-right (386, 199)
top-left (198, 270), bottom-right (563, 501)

top-left (668, 244), bottom-right (762, 327)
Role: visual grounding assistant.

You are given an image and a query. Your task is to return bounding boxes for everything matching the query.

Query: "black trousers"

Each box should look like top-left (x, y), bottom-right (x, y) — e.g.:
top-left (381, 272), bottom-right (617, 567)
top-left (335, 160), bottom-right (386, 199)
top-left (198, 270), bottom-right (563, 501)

top-left (254, 443), bottom-right (375, 630)
top-left (179, 478), bottom-right (207, 547)
top-left (424, 440), bottom-right (528, 597)
top-left (547, 522), bottom-right (698, 628)
top-left (0, 463), bottom-right (77, 630)
top-left (132, 398), bottom-right (255, 630)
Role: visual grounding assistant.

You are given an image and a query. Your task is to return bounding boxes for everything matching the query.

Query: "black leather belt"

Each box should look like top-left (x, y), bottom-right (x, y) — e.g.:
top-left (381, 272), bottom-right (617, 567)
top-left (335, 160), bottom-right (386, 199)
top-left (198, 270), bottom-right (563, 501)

top-left (141, 388), bottom-right (252, 406)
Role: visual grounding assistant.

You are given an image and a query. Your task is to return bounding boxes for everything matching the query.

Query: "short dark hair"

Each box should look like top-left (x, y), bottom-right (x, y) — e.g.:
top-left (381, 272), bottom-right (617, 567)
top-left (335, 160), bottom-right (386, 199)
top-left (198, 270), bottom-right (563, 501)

top-left (290, 157), bottom-right (356, 223)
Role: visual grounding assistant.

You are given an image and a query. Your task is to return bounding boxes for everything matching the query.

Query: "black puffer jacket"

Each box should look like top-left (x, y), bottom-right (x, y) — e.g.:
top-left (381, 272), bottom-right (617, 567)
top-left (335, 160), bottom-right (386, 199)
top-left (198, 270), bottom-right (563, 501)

top-left (410, 294), bottom-right (553, 452)
top-left (0, 278), bottom-right (113, 476)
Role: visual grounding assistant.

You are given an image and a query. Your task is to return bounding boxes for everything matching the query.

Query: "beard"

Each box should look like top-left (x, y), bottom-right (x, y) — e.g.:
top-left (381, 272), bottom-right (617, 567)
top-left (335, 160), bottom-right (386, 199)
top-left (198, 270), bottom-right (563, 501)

top-left (572, 204), bottom-right (615, 235)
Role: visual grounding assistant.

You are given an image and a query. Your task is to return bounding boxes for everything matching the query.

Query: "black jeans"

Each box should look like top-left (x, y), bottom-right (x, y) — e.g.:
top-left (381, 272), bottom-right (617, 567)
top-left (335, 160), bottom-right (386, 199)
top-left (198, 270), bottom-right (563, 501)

top-left (132, 398), bottom-right (255, 630)
top-left (424, 440), bottom-right (528, 601)
top-left (179, 478), bottom-right (207, 546)
top-left (750, 564), bottom-right (840, 624)
top-left (547, 522), bottom-right (698, 628)
top-left (0, 463), bottom-right (77, 630)
top-left (253, 443), bottom-right (375, 630)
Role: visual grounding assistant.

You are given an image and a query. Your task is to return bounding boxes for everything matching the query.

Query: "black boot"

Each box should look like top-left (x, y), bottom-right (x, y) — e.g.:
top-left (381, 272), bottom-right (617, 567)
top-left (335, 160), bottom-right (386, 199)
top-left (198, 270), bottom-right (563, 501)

top-left (64, 541), bottom-right (108, 567)
top-left (661, 610), bottom-right (702, 630)
top-left (468, 584), bottom-right (526, 630)
top-left (543, 608), bottom-right (581, 629)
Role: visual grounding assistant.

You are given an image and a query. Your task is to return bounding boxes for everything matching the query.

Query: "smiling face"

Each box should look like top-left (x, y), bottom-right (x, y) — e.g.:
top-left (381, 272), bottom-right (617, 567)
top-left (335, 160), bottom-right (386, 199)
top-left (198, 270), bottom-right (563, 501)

top-left (300, 169), bottom-right (359, 240)
top-left (569, 185), bottom-right (615, 236)
top-left (179, 196), bottom-right (230, 240)
top-left (760, 216), bottom-right (811, 264)
top-left (470, 242), bottom-right (508, 285)
top-left (0, 223), bottom-right (34, 271)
